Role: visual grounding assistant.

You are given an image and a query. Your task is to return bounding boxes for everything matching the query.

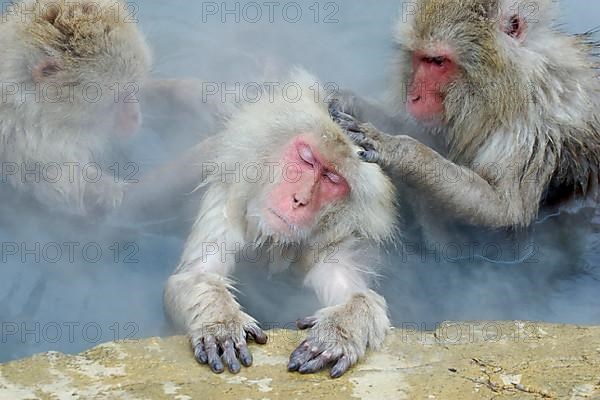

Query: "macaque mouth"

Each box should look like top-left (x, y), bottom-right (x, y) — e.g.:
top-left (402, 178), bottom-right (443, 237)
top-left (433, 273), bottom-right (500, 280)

top-left (267, 208), bottom-right (295, 230)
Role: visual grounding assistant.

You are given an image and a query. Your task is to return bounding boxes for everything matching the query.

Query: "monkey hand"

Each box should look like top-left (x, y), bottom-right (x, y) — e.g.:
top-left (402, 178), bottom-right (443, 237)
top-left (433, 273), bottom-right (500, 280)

top-left (190, 311), bottom-right (268, 375)
top-left (327, 89), bottom-right (364, 119)
top-left (329, 100), bottom-right (397, 166)
top-left (329, 97), bottom-right (363, 133)
top-left (288, 293), bottom-right (389, 378)
top-left (340, 123), bottom-right (418, 171)
top-left (287, 312), bottom-right (367, 378)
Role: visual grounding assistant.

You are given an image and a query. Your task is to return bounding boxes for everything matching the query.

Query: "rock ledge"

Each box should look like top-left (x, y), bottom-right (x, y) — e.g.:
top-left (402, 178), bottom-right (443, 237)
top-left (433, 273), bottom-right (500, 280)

top-left (1, 322), bottom-right (599, 399)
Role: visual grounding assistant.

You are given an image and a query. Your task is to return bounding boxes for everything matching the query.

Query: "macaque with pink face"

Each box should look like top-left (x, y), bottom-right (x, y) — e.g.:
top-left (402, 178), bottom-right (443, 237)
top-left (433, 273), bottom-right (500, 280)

top-left (333, 0), bottom-right (600, 228)
top-left (164, 71), bottom-right (397, 378)
top-left (261, 134), bottom-right (351, 237)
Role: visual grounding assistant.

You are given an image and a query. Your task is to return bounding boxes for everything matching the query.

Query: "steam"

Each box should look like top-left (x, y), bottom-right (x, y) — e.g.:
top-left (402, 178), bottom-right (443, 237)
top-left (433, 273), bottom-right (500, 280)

top-left (1, 0), bottom-right (599, 363)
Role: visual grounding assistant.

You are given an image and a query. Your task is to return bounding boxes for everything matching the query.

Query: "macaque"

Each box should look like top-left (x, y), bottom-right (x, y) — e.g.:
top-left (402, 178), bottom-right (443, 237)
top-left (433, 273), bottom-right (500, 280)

top-left (164, 70), bottom-right (397, 378)
top-left (334, 0), bottom-right (600, 228)
top-left (0, 0), bottom-right (151, 215)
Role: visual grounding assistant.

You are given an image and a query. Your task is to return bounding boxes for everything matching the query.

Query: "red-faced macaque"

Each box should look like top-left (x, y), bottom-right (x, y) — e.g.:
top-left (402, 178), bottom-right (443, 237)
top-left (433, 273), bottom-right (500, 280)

top-left (333, 0), bottom-right (600, 228)
top-left (0, 0), bottom-right (151, 215)
top-left (164, 70), bottom-right (397, 378)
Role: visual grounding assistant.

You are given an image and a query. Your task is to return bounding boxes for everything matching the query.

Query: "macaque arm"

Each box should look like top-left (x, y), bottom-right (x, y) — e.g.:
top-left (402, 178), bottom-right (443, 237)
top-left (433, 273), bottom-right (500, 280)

top-left (140, 79), bottom-right (207, 116)
top-left (288, 239), bottom-right (390, 378)
top-left (164, 185), bottom-right (266, 374)
top-left (139, 79), bottom-right (226, 141)
top-left (13, 159), bottom-right (124, 217)
top-left (375, 133), bottom-right (549, 228)
top-left (329, 96), bottom-right (445, 155)
top-left (332, 113), bottom-right (548, 228)
top-left (119, 135), bottom-right (218, 223)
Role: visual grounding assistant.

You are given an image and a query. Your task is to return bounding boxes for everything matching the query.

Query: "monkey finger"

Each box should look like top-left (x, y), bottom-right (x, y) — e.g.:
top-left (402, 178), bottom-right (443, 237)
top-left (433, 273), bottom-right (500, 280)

top-left (204, 336), bottom-right (224, 374)
top-left (288, 340), bottom-right (324, 372)
top-left (330, 355), bottom-right (352, 379)
top-left (335, 115), bottom-right (362, 133)
top-left (328, 99), bottom-right (350, 118)
top-left (298, 351), bottom-right (334, 374)
top-left (358, 150), bottom-right (380, 164)
top-left (328, 105), bottom-right (361, 130)
top-left (288, 339), bottom-right (312, 361)
top-left (193, 340), bottom-right (208, 364)
top-left (328, 98), bottom-right (341, 112)
top-left (287, 340), bottom-right (311, 371)
top-left (246, 325), bottom-right (268, 345)
top-left (222, 339), bottom-right (241, 374)
top-left (236, 342), bottom-right (253, 367)
top-left (360, 143), bottom-right (378, 155)
top-left (296, 317), bottom-right (318, 330)
top-left (347, 130), bottom-right (368, 145)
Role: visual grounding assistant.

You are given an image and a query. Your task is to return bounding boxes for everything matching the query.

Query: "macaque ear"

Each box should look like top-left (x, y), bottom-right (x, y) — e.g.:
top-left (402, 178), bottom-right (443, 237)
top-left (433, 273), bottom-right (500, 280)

top-left (503, 14), bottom-right (527, 42)
top-left (32, 58), bottom-right (62, 82)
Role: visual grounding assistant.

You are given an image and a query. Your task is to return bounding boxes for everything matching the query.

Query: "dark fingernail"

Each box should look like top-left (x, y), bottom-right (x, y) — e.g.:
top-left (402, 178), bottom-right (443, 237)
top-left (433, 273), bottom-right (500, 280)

top-left (299, 364), bottom-right (315, 374)
top-left (194, 347), bottom-right (208, 364)
top-left (210, 361), bottom-right (225, 374)
top-left (247, 326), bottom-right (268, 344)
top-left (237, 345), bottom-right (253, 367)
top-left (254, 333), bottom-right (268, 345)
top-left (240, 353), bottom-right (252, 367)
top-left (331, 357), bottom-right (351, 378)
top-left (228, 360), bottom-right (241, 374)
top-left (331, 367), bottom-right (345, 379)
top-left (288, 360), bottom-right (300, 371)
top-left (296, 317), bottom-right (317, 330)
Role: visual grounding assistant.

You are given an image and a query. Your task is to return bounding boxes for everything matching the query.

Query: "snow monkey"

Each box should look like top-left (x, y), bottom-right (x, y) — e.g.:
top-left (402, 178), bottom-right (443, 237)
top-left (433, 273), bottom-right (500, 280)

top-left (0, 0), bottom-right (151, 215)
top-left (333, 0), bottom-right (600, 228)
top-left (164, 70), bottom-right (397, 378)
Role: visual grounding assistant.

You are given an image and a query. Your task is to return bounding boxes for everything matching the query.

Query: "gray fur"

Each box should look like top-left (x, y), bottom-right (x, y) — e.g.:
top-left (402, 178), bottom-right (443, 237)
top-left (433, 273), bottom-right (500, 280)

top-left (352, 0), bottom-right (600, 228)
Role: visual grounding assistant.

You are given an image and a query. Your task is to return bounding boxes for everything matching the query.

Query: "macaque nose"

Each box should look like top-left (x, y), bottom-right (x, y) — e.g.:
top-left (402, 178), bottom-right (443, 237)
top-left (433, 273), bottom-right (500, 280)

top-left (292, 193), bottom-right (310, 208)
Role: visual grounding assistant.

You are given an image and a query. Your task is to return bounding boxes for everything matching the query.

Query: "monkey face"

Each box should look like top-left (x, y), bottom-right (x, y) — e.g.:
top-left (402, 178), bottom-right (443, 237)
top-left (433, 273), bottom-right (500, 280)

top-left (217, 69), bottom-right (396, 245)
top-left (398, 0), bottom-right (532, 123)
top-left (407, 49), bottom-right (457, 121)
top-left (261, 134), bottom-right (350, 241)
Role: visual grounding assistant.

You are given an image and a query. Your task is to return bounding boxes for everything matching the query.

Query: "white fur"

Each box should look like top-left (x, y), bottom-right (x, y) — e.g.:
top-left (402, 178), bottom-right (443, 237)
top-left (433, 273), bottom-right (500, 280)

top-left (164, 70), bottom-right (396, 373)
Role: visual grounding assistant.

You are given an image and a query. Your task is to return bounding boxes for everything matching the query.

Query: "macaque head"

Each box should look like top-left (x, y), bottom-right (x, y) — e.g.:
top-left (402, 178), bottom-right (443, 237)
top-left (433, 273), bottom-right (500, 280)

top-left (2, 0), bottom-right (151, 140)
top-left (215, 70), bottom-right (397, 245)
top-left (262, 133), bottom-right (351, 238)
top-left (395, 0), bottom-right (551, 125)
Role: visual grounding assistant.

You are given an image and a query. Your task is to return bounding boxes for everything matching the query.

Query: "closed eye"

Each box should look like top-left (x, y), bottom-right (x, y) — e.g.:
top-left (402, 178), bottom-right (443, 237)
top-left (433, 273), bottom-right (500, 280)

top-left (423, 56), bottom-right (446, 67)
top-left (324, 171), bottom-right (342, 184)
top-left (298, 144), bottom-right (315, 166)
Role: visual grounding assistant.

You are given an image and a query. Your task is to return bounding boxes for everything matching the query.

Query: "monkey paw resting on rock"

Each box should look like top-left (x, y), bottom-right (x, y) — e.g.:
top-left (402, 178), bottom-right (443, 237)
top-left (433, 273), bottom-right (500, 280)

top-left (164, 69), bottom-right (397, 378)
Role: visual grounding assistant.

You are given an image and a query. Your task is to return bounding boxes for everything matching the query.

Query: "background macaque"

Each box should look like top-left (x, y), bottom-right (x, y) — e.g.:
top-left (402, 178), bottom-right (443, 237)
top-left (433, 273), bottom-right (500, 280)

top-left (164, 71), bottom-right (397, 378)
top-left (335, 0), bottom-right (600, 229)
top-left (0, 0), bottom-right (151, 216)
